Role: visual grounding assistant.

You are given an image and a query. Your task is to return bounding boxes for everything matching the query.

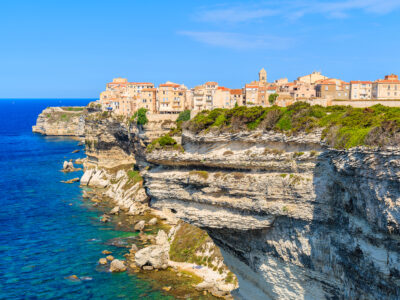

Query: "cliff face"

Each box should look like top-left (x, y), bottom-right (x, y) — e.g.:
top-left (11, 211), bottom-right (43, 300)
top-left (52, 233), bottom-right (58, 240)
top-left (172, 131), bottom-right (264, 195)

top-left (144, 130), bottom-right (400, 300)
top-left (32, 107), bottom-right (85, 136)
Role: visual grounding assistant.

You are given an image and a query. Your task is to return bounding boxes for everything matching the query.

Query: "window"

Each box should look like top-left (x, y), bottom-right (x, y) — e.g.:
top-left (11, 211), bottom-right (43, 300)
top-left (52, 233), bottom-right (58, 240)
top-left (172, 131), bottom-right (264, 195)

top-left (325, 86), bottom-right (328, 91)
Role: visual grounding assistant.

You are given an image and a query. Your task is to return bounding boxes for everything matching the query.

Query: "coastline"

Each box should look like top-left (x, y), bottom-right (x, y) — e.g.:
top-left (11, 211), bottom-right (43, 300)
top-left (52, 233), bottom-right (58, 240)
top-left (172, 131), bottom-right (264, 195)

top-left (77, 180), bottom-right (231, 299)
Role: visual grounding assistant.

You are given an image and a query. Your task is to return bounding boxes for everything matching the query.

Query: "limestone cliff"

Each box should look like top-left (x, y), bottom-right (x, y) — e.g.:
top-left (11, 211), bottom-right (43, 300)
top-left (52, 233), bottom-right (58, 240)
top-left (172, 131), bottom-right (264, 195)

top-left (144, 129), bottom-right (400, 300)
top-left (32, 107), bottom-right (85, 136)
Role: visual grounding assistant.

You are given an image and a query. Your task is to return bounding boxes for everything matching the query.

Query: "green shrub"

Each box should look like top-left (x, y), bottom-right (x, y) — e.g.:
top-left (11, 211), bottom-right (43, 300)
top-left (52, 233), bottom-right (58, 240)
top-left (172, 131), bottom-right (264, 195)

top-left (146, 134), bottom-right (182, 152)
top-left (127, 170), bottom-right (142, 185)
top-left (177, 110), bottom-right (191, 122)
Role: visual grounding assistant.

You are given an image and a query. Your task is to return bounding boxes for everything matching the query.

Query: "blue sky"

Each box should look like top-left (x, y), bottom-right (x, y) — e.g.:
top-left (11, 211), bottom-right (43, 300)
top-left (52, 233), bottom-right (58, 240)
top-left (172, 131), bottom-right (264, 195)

top-left (1, 0), bottom-right (400, 98)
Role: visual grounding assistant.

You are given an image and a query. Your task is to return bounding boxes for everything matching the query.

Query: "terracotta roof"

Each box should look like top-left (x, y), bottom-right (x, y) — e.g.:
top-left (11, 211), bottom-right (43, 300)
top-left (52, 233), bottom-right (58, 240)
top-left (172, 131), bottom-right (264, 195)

top-left (245, 84), bottom-right (259, 88)
top-left (230, 89), bottom-right (242, 95)
top-left (128, 82), bottom-right (154, 85)
top-left (159, 83), bottom-right (181, 88)
top-left (267, 86), bottom-right (276, 90)
top-left (375, 79), bottom-right (400, 84)
top-left (205, 81), bottom-right (218, 85)
top-left (217, 86), bottom-right (230, 91)
top-left (142, 88), bottom-right (157, 92)
top-left (350, 81), bottom-right (372, 84)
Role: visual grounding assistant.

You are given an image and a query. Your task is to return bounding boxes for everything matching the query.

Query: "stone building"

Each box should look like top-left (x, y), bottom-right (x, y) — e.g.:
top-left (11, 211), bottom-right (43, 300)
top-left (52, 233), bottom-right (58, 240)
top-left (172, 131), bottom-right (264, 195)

top-left (350, 81), bottom-right (373, 99)
top-left (138, 88), bottom-right (157, 113)
top-left (157, 82), bottom-right (189, 114)
top-left (213, 87), bottom-right (232, 108)
top-left (315, 79), bottom-right (350, 100)
top-left (298, 71), bottom-right (328, 85)
top-left (230, 89), bottom-right (244, 106)
top-left (372, 74), bottom-right (400, 99)
top-left (99, 78), bottom-right (154, 116)
top-left (192, 81), bottom-right (219, 111)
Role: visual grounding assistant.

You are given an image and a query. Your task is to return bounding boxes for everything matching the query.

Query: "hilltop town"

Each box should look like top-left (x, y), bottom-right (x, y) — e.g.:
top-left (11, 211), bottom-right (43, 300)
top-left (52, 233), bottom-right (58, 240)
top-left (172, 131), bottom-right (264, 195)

top-left (99, 69), bottom-right (400, 116)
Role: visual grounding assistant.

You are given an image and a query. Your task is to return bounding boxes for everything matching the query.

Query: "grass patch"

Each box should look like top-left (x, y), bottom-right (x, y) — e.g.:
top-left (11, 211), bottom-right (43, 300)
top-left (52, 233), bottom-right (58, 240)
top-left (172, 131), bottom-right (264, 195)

top-left (293, 152), bottom-right (304, 158)
top-left (189, 170), bottom-right (209, 180)
top-left (127, 170), bottom-right (142, 185)
top-left (169, 222), bottom-right (209, 263)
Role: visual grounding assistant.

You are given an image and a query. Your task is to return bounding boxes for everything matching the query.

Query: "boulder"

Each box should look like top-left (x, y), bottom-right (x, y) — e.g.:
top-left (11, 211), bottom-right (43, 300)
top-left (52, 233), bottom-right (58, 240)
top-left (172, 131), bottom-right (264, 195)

top-left (88, 170), bottom-right (109, 188)
top-left (148, 218), bottom-right (157, 226)
top-left (109, 206), bottom-right (120, 215)
top-left (102, 250), bottom-right (112, 255)
top-left (99, 258), bottom-right (107, 265)
top-left (109, 259), bottom-right (126, 272)
top-left (134, 220), bottom-right (145, 231)
top-left (80, 169), bottom-right (93, 186)
top-left (143, 266), bottom-right (154, 271)
top-left (106, 255), bottom-right (114, 261)
top-left (134, 236), bottom-right (169, 270)
top-left (63, 161), bottom-right (74, 170)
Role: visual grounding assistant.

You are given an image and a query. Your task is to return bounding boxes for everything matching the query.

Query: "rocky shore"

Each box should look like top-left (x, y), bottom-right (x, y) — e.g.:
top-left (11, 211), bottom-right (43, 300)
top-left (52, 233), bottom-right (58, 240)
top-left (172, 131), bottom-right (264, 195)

top-left (35, 106), bottom-right (237, 299)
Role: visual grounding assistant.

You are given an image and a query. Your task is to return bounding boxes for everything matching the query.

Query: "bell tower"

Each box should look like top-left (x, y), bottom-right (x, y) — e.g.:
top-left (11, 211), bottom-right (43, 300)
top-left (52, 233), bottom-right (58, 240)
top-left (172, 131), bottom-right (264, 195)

top-left (259, 68), bottom-right (267, 85)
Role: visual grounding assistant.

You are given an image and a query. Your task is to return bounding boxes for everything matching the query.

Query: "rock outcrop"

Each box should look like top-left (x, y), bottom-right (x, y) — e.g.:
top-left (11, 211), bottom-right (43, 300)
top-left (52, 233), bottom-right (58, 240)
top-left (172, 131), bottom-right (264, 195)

top-left (32, 107), bottom-right (85, 136)
top-left (135, 230), bottom-right (170, 270)
top-left (144, 129), bottom-right (400, 300)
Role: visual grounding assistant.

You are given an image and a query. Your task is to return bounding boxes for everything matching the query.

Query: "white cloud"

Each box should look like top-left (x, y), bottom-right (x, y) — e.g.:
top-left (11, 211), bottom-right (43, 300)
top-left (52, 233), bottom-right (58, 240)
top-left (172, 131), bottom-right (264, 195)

top-left (178, 31), bottom-right (294, 50)
top-left (195, 0), bottom-right (400, 23)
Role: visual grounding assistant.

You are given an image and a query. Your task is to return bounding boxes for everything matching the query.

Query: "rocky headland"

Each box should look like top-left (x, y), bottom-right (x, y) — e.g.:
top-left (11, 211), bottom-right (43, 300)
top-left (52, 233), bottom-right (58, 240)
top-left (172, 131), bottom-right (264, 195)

top-left (34, 103), bottom-right (400, 299)
top-left (32, 106), bottom-right (86, 136)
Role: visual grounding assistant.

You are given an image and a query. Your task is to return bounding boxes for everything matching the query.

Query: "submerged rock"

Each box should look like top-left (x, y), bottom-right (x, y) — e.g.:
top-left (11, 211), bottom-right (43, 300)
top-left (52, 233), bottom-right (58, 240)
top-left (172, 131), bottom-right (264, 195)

top-left (61, 178), bottom-right (80, 184)
top-left (106, 255), bottom-right (114, 261)
top-left (99, 258), bottom-right (107, 265)
top-left (100, 214), bottom-right (110, 223)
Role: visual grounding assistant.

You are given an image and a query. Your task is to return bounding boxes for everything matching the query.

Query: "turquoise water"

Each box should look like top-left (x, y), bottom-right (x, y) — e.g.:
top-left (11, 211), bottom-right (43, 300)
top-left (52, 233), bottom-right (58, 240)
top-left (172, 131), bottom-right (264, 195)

top-left (0, 99), bottom-right (172, 299)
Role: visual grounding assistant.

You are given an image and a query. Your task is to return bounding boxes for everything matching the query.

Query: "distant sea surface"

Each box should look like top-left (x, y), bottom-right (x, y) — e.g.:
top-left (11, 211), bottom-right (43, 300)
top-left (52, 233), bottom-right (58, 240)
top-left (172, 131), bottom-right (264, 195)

top-left (0, 99), bottom-right (171, 299)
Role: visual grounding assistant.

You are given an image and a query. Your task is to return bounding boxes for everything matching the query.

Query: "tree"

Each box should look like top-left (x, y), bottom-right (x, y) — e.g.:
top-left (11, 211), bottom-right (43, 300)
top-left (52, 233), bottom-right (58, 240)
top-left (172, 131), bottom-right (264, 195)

top-left (177, 110), bottom-right (191, 122)
top-left (234, 102), bottom-right (239, 108)
top-left (136, 108), bottom-right (148, 126)
top-left (268, 93), bottom-right (279, 105)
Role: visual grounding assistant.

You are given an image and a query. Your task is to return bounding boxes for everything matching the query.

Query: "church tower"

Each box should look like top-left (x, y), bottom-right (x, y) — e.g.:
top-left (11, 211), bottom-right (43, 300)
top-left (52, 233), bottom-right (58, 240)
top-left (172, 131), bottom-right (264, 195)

top-left (259, 68), bottom-right (267, 85)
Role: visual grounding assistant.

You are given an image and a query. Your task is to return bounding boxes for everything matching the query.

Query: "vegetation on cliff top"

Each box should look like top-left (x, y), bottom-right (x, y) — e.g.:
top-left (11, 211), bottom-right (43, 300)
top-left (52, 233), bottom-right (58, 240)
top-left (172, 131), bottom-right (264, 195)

top-left (185, 102), bottom-right (400, 149)
top-left (61, 106), bottom-right (84, 112)
top-left (146, 134), bottom-right (184, 153)
top-left (169, 110), bottom-right (191, 136)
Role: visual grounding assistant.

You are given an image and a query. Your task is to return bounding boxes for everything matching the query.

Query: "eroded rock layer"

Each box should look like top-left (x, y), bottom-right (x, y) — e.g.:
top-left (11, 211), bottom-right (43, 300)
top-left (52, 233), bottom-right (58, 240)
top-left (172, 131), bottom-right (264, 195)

top-left (145, 130), bottom-right (400, 300)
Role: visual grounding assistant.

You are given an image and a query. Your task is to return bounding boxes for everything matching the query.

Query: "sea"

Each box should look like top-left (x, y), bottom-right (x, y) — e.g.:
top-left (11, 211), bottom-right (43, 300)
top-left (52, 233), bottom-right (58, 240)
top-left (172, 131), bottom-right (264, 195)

top-left (0, 99), bottom-right (173, 299)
